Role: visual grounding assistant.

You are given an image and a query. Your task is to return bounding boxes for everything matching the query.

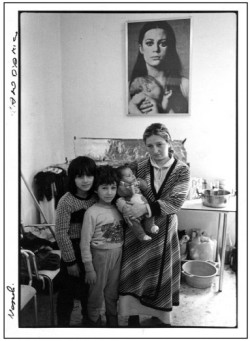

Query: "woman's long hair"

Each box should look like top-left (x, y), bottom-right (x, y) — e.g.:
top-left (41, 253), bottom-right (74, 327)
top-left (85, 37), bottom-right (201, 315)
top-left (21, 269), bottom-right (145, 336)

top-left (130, 21), bottom-right (182, 85)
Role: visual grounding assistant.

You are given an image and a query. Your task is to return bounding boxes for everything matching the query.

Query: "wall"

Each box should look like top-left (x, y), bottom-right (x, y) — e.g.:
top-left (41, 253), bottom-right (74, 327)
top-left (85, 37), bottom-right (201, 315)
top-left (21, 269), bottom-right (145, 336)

top-left (60, 12), bottom-right (236, 241)
top-left (21, 12), bottom-right (236, 242)
top-left (61, 12), bottom-right (236, 189)
top-left (21, 13), bottom-right (65, 224)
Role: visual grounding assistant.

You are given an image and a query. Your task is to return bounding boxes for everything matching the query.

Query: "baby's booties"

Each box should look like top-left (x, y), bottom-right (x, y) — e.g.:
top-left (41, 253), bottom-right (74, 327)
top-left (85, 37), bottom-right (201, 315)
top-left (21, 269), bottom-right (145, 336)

top-left (150, 225), bottom-right (159, 234)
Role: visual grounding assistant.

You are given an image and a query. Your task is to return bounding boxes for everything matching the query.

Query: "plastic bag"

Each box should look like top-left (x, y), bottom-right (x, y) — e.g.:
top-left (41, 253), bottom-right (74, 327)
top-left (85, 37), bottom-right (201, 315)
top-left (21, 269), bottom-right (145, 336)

top-left (188, 231), bottom-right (216, 261)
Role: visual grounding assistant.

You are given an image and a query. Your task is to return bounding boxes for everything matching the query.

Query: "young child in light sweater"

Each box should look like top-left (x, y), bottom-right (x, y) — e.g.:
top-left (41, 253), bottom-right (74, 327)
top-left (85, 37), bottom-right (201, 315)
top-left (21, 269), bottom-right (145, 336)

top-left (80, 165), bottom-right (124, 327)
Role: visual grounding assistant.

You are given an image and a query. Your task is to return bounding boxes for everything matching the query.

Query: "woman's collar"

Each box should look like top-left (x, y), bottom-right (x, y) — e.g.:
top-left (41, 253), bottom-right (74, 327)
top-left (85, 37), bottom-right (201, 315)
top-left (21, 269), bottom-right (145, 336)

top-left (150, 156), bottom-right (175, 169)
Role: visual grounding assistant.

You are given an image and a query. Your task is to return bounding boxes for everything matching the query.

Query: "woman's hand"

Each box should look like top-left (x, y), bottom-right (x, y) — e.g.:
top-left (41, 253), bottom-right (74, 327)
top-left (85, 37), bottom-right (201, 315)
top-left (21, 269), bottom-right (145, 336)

top-left (85, 270), bottom-right (97, 285)
top-left (139, 98), bottom-right (154, 114)
top-left (129, 93), bottom-right (153, 115)
top-left (67, 264), bottom-right (80, 277)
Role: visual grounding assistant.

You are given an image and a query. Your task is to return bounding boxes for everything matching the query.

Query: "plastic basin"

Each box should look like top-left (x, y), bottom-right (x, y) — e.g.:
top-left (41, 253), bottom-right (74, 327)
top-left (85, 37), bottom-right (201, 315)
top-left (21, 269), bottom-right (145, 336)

top-left (182, 260), bottom-right (218, 289)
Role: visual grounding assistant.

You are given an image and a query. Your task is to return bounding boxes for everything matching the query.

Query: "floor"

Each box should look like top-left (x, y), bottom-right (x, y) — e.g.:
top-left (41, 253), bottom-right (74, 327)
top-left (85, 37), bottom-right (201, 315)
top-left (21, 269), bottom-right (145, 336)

top-left (20, 265), bottom-right (237, 329)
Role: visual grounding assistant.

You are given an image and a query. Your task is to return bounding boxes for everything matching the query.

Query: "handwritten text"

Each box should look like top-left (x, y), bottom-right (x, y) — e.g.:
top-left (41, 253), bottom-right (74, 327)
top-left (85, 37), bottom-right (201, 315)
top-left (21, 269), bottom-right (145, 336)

top-left (9, 31), bottom-right (18, 116)
top-left (7, 285), bottom-right (16, 319)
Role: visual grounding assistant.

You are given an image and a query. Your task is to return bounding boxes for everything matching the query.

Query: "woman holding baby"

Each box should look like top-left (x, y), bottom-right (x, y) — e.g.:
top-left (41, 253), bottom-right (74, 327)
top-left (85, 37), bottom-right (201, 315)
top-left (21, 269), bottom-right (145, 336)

top-left (128, 20), bottom-right (189, 115)
top-left (118, 123), bottom-right (190, 327)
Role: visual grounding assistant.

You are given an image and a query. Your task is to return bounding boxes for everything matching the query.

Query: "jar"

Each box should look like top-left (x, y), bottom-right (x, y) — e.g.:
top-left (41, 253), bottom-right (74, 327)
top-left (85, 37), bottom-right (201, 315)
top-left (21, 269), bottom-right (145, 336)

top-left (219, 179), bottom-right (226, 190)
top-left (229, 246), bottom-right (237, 272)
top-left (202, 179), bottom-right (207, 190)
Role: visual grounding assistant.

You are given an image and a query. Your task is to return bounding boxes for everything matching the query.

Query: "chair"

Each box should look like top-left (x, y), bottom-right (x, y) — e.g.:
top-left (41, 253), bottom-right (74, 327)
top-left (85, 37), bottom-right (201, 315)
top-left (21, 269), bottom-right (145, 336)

top-left (20, 223), bottom-right (61, 325)
top-left (20, 250), bottom-right (38, 326)
top-left (22, 248), bottom-right (61, 326)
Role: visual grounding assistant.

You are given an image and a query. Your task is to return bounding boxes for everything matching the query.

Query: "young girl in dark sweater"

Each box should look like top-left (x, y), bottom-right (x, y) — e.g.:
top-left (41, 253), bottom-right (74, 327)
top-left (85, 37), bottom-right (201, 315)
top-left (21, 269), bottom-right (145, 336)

top-left (55, 156), bottom-right (97, 327)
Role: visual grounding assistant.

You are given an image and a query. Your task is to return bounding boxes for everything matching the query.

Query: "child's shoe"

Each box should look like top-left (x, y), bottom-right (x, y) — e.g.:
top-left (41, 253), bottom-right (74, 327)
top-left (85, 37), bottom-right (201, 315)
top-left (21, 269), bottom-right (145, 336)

top-left (88, 315), bottom-right (103, 327)
top-left (106, 314), bottom-right (119, 327)
top-left (150, 225), bottom-right (159, 234)
top-left (128, 315), bottom-right (140, 327)
top-left (81, 315), bottom-right (91, 327)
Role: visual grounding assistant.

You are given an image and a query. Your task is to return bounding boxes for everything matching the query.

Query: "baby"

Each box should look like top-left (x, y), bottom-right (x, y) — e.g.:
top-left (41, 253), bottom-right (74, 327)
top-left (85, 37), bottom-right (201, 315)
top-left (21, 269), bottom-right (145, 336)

top-left (116, 164), bottom-right (159, 242)
top-left (128, 75), bottom-right (172, 115)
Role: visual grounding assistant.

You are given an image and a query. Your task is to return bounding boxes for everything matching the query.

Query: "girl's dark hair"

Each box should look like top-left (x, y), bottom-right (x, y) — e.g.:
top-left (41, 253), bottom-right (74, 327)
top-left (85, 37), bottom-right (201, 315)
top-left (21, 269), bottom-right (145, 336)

top-left (130, 21), bottom-right (182, 85)
top-left (94, 165), bottom-right (119, 190)
top-left (143, 123), bottom-right (174, 158)
top-left (67, 156), bottom-right (96, 194)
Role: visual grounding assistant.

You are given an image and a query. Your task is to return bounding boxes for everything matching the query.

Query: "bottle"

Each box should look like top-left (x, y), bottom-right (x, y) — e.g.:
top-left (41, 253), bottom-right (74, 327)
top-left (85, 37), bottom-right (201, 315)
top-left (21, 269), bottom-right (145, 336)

top-left (202, 179), bottom-right (207, 190)
top-left (229, 245), bottom-right (237, 272)
top-left (219, 179), bottom-right (226, 190)
top-left (214, 179), bottom-right (220, 189)
top-left (225, 232), bottom-right (233, 265)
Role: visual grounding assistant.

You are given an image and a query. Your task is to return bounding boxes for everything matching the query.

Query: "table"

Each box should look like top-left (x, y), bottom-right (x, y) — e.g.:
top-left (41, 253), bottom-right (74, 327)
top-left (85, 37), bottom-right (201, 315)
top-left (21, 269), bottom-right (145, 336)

top-left (181, 196), bottom-right (236, 291)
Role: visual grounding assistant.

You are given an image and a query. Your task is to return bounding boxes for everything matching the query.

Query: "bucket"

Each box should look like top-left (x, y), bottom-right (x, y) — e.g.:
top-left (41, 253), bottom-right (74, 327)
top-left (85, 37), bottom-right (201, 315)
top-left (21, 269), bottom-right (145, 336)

top-left (182, 260), bottom-right (218, 289)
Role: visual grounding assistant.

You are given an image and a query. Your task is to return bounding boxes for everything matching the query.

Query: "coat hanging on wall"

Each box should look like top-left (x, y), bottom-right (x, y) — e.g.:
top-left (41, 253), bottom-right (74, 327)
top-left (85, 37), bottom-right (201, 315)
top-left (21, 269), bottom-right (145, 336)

top-left (33, 167), bottom-right (68, 224)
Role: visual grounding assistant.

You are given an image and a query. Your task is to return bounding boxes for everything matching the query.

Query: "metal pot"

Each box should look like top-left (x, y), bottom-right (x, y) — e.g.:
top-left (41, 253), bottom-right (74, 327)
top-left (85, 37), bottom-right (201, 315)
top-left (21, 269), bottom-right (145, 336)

top-left (200, 189), bottom-right (231, 208)
top-left (182, 260), bottom-right (218, 289)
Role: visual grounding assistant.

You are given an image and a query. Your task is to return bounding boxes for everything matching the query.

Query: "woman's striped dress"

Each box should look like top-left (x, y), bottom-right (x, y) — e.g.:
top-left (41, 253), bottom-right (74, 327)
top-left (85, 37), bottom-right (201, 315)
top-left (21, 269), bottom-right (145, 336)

top-left (119, 157), bottom-right (190, 312)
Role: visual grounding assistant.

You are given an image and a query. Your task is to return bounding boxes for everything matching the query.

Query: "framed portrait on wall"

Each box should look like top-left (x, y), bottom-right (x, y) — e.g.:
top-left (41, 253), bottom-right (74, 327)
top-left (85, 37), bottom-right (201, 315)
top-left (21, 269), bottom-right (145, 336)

top-left (126, 18), bottom-right (191, 116)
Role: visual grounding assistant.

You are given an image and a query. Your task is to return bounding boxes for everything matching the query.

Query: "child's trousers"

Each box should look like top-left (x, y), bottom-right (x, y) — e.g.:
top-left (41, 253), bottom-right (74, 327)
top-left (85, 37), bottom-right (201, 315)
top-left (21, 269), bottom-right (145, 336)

top-left (88, 247), bottom-right (122, 323)
top-left (56, 239), bottom-right (89, 326)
